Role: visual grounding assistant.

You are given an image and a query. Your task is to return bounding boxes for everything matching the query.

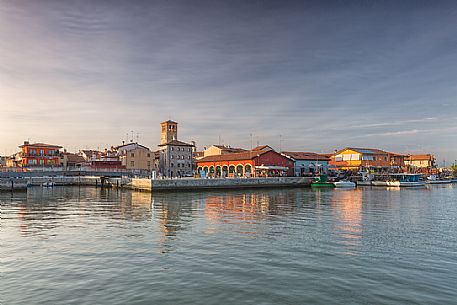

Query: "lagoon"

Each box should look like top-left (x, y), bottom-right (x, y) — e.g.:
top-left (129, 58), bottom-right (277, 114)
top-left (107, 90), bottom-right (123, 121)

top-left (1, 185), bottom-right (457, 304)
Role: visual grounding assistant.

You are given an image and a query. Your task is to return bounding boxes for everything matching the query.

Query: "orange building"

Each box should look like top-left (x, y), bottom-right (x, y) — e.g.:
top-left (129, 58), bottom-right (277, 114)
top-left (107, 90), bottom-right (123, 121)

top-left (16, 141), bottom-right (62, 167)
top-left (329, 147), bottom-right (405, 172)
top-left (196, 146), bottom-right (294, 177)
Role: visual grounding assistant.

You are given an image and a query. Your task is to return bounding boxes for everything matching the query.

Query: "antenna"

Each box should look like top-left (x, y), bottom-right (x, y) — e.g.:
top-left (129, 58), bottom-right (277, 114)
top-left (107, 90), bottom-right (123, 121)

top-left (279, 134), bottom-right (282, 152)
top-left (130, 130), bottom-right (134, 143)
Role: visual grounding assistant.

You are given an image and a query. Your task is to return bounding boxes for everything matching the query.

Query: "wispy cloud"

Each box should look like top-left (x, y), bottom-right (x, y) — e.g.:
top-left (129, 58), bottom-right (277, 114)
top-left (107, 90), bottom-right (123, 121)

top-left (1, 1), bottom-right (457, 161)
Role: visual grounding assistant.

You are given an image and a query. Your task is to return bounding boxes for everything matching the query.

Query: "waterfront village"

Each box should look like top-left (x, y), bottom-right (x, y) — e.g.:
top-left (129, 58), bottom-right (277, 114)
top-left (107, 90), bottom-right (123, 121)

top-left (1, 120), bottom-right (456, 189)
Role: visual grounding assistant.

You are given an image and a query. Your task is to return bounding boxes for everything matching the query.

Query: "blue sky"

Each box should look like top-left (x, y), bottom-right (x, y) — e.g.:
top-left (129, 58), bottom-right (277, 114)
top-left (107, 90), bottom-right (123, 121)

top-left (1, 0), bottom-right (456, 163)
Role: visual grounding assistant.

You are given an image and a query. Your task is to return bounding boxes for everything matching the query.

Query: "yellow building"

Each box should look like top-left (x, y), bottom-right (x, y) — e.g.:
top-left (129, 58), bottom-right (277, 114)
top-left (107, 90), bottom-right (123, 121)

top-left (116, 143), bottom-right (154, 171)
top-left (203, 145), bottom-right (247, 157)
top-left (330, 147), bottom-right (404, 171)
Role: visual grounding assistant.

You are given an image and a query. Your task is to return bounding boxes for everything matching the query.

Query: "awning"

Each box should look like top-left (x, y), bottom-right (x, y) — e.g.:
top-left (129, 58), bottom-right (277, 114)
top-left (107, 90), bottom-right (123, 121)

top-left (255, 165), bottom-right (289, 170)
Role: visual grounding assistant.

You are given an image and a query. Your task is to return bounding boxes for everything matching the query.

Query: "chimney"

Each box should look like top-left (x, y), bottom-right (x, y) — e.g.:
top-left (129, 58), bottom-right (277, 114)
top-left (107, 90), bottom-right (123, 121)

top-left (24, 141), bottom-right (29, 145)
top-left (122, 140), bottom-right (125, 145)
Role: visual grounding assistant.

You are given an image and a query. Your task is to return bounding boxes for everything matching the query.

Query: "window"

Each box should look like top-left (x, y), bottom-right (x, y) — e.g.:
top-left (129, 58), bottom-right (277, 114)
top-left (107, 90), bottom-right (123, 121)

top-left (335, 155), bottom-right (343, 161)
top-left (147, 153), bottom-right (150, 157)
top-left (384, 157), bottom-right (388, 161)
top-left (171, 147), bottom-right (174, 151)
top-left (130, 161), bottom-right (135, 167)
top-left (373, 157), bottom-right (377, 161)
top-left (343, 154), bottom-right (351, 161)
top-left (171, 155), bottom-right (174, 159)
top-left (171, 163), bottom-right (174, 167)
top-left (131, 153), bottom-right (134, 157)
top-left (362, 155), bottom-right (373, 161)
top-left (188, 156), bottom-right (191, 160)
top-left (177, 163), bottom-right (180, 167)
top-left (181, 156), bottom-right (184, 160)
top-left (40, 160), bottom-right (44, 165)
top-left (189, 148), bottom-right (191, 152)
top-left (40, 149), bottom-right (44, 156)
top-left (147, 161), bottom-right (151, 166)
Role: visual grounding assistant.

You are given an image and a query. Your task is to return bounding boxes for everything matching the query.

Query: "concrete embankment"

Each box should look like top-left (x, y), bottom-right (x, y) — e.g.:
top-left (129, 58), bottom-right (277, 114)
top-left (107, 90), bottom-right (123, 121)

top-left (1, 176), bottom-right (313, 192)
top-left (0, 176), bottom-right (125, 191)
top-left (125, 177), bottom-right (313, 192)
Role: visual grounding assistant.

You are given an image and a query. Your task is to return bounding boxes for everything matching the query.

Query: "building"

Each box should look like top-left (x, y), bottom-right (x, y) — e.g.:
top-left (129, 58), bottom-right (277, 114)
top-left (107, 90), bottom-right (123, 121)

top-left (281, 152), bottom-right (330, 176)
top-left (329, 147), bottom-right (405, 172)
top-left (404, 154), bottom-right (436, 174)
top-left (203, 145), bottom-right (247, 157)
top-left (158, 120), bottom-right (194, 177)
top-left (14, 141), bottom-right (62, 167)
top-left (196, 147), bottom-right (294, 177)
top-left (79, 149), bottom-right (123, 169)
top-left (115, 142), bottom-right (154, 171)
top-left (60, 152), bottom-right (86, 169)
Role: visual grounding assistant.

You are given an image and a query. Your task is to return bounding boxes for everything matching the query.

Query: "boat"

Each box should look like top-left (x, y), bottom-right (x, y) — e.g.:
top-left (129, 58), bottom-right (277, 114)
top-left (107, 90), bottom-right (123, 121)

top-left (310, 175), bottom-right (335, 188)
top-left (334, 180), bottom-right (356, 188)
top-left (371, 174), bottom-right (425, 187)
top-left (426, 175), bottom-right (452, 184)
top-left (42, 181), bottom-right (55, 187)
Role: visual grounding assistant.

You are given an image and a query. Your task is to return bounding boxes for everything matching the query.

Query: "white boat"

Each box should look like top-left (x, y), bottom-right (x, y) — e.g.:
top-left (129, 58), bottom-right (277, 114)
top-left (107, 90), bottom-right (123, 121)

top-left (426, 180), bottom-right (452, 185)
top-left (426, 175), bottom-right (452, 184)
top-left (357, 180), bottom-right (372, 186)
top-left (334, 180), bottom-right (356, 188)
top-left (42, 181), bottom-right (55, 187)
top-left (372, 174), bottom-right (425, 187)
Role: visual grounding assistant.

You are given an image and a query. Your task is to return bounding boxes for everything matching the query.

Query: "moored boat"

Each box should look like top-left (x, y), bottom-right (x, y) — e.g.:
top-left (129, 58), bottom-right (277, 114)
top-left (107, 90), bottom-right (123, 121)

top-left (334, 180), bottom-right (356, 188)
top-left (372, 174), bottom-right (424, 187)
top-left (311, 175), bottom-right (335, 188)
top-left (426, 175), bottom-right (452, 184)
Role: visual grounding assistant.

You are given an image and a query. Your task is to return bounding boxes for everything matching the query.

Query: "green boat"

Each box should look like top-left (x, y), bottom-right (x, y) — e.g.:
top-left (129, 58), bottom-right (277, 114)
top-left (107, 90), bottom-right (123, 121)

top-left (310, 175), bottom-right (335, 188)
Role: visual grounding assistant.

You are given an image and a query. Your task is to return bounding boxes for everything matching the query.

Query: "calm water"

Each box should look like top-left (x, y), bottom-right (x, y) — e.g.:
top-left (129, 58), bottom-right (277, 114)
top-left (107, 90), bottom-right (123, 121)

top-left (1, 185), bottom-right (457, 305)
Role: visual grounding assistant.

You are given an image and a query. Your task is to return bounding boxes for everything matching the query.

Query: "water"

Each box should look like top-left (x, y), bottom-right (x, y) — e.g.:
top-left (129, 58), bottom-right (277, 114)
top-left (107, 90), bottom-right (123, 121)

top-left (1, 186), bottom-right (457, 305)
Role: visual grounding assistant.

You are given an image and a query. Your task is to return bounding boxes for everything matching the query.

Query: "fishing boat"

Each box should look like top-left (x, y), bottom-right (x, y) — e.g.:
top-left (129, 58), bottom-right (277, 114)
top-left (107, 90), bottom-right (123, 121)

top-left (334, 180), bottom-right (356, 188)
top-left (310, 175), bottom-right (335, 188)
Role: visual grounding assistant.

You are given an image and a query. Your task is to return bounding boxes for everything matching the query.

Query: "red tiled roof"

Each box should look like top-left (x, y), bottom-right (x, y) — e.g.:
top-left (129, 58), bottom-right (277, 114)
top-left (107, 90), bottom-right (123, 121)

top-left (198, 150), bottom-right (270, 162)
top-left (406, 154), bottom-right (434, 160)
top-left (19, 142), bottom-right (62, 149)
top-left (282, 152), bottom-right (329, 161)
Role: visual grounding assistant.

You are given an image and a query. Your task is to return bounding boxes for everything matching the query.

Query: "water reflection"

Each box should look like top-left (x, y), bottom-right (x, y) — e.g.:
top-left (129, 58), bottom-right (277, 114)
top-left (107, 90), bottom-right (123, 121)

top-left (331, 189), bottom-right (363, 256)
top-left (0, 187), bottom-right (155, 237)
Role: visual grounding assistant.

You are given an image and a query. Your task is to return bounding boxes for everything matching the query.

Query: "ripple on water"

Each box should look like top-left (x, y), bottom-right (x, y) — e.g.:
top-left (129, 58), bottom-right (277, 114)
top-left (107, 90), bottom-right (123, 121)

top-left (1, 186), bottom-right (457, 305)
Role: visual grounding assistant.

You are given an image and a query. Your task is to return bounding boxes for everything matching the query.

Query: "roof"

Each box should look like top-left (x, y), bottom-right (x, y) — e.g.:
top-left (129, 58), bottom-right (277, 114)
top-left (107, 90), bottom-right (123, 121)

top-left (161, 120), bottom-right (178, 124)
top-left (282, 152), bottom-right (330, 161)
top-left (336, 147), bottom-right (389, 155)
top-left (407, 154), bottom-right (434, 160)
top-left (252, 145), bottom-right (273, 151)
top-left (210, 145), bottom-right (247, 153)
top-left (158, 139), bottom-right (194, 147)
top-left (198, 149), bottom-right (271, 162)
top-left (63, 153), bottom-right (86, 163)
top-left (19, 142), bottom-right (62, 149)
top-left (115, 142), bottom-right (151, 151)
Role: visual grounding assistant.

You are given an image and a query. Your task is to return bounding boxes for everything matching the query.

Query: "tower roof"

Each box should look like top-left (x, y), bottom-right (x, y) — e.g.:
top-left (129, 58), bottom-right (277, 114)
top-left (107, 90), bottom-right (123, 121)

top-left (161, 120), bottom-right (178, 124)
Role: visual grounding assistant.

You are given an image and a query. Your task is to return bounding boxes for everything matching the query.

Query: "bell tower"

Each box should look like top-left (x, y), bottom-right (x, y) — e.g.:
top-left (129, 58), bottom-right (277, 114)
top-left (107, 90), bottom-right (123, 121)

top-left (160, 120), bottom-right (178, 145)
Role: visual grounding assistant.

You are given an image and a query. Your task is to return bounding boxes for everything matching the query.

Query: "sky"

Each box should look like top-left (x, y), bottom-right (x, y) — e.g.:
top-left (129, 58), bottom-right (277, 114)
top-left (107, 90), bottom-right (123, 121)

top-left (1, 0), bottom-right (457, 164)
